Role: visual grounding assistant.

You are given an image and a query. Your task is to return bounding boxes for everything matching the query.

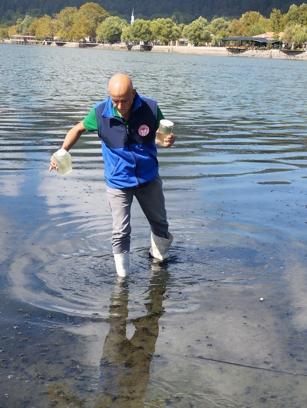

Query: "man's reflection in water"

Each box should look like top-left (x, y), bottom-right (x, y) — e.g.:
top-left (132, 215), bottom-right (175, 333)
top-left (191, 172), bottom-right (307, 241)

top-left (94, 265), bottom-right (169, 408)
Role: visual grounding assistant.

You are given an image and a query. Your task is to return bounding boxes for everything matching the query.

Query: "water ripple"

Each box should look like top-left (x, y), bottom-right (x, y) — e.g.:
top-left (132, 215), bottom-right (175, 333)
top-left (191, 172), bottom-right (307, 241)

top-left (1, 45), bottom-right (307, 319)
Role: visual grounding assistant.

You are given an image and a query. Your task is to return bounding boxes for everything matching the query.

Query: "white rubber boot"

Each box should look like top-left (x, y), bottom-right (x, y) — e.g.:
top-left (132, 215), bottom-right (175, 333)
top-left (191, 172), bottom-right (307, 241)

top-left (113, 253), bottom-right (129, 278)
top-left (149, 232), bottom-right (173, 261)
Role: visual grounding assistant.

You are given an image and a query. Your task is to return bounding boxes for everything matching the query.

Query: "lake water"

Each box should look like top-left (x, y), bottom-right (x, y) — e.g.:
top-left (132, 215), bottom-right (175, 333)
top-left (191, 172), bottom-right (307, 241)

top-left (0, 44), bottom-right (307, 407)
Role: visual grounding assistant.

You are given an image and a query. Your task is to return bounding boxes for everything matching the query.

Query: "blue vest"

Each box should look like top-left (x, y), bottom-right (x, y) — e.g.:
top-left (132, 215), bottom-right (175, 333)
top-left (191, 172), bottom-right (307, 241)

top-left (95, 93), bottom-right (159, 189)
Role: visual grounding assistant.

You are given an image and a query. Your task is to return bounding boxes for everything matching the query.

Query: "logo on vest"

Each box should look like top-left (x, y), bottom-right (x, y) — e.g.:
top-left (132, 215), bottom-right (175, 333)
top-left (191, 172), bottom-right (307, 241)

top-left (138, 124), bottom-right (150, 137)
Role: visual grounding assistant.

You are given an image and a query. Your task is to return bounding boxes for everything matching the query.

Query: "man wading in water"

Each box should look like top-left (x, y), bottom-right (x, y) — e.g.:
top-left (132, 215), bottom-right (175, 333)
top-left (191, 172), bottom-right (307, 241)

top-left (49, 73), bottom-right (175, 277)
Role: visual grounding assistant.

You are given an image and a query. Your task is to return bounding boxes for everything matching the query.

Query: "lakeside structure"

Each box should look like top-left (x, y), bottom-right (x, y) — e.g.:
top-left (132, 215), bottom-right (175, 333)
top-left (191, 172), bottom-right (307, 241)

top-left (2, 36), bottom-right (307, 61)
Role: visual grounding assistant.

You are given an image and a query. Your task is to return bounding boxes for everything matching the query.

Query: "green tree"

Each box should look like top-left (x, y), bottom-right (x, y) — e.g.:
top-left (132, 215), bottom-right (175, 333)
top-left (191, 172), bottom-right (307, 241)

top-left (183, 16), bottom-right (211, 46)
top-left (96, 16), bottom-right (127, 43)
top-left (15, 18), bottom-right (23, 34)
top-left (130, 19), bottom-right (153, 43)
top-left (211, 34), bottom-right (224, 46)
top-left (8, 25), bottom-right (17, 37)
top-left (284, 3), bottom-right (307, 27)
top-left (56, 7), bottom-right (78, 41)
top-left (150, 18), bottom-right (181, 44)
top-left (0, 25), bottom-right (8, 39)
top-left (71, 2), bottom-right (108, 40)
top-left (121, 25), bottom-right (134, 43)
top-left (269, 8), bottom-right (284, 33)
top-left (208, 17), bottom-right (231, 37)
top-left (239, 11), bottom-right (270, 36)
top-left (70, 14), bottom-right (88, 41)
top-left (33, 15), bottom-right (55, 39)
top-left (228, 19), bottom-right (246, 36)
top-left (282, 23), bottom-right (307, 49)
top-left (15, 15), bottom-right (35, 35)
top-left (28, 18), bottom-right (39, 36)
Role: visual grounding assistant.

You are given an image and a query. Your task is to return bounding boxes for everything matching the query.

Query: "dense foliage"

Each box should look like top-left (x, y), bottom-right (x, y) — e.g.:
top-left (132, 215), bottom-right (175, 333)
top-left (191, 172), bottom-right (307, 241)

top-left (0, 0), bottom-right (306, 24)
top-left (96, 16), bottom-right (127, 43)
top-left (1, 2), bottom-right (307, 49)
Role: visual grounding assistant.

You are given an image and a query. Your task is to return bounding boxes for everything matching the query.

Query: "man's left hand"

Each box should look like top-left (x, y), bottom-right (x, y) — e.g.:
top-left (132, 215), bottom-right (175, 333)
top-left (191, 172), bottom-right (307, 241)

top-left (163, 133), bottom-right (175, 148)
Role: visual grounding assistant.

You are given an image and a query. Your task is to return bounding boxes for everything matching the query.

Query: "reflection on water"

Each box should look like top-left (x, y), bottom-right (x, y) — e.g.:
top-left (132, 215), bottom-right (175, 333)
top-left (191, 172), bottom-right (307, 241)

top-left (96, 267), bottom-right (168, 407)
top-left (43, 266), bottom-right (168, 408)
top-left (1, 44), bottom-right (307, 406)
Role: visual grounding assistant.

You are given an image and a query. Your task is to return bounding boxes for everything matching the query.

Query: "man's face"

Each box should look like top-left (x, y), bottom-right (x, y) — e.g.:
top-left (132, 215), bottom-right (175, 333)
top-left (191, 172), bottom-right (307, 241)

top-left (110, 88), bottom-right (135, 118)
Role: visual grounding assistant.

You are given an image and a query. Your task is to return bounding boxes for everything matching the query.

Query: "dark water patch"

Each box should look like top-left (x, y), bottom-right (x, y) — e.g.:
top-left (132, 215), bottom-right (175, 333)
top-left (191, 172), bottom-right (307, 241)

top-left (257, 181), bottom-right (292, 185)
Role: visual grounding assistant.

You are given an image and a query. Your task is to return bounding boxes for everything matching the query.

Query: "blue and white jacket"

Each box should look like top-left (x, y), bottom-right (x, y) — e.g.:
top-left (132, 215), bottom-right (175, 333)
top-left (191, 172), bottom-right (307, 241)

top-left (95, 93), bottom-right (159, 189)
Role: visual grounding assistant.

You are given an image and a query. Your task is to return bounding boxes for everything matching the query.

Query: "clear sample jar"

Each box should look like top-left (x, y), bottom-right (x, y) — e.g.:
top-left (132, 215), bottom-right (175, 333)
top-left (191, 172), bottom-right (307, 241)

top-left (53, 148), bottom-right (72, 175)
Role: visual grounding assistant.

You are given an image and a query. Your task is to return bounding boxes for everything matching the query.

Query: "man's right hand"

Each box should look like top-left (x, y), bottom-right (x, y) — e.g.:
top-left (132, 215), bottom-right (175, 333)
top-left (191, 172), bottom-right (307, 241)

top-left (48, 121), bottom-right (86, 173)
top-left (49, 155), bottom-right (57, 172)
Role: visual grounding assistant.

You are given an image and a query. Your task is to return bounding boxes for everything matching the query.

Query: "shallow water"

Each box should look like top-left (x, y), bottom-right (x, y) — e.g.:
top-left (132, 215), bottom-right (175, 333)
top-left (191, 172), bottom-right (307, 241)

top-left (0, 44), bottom-right (307, 407)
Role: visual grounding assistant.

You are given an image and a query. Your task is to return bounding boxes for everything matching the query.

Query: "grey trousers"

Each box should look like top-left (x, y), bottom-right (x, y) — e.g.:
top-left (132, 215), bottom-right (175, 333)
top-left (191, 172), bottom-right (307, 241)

top-left (106, 176), bottom-right (169, 254)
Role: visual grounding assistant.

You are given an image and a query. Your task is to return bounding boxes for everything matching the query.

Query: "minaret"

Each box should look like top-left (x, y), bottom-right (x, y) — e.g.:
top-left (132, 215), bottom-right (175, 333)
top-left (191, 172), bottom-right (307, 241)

top-left (130, 9), bottom-right (135, 25)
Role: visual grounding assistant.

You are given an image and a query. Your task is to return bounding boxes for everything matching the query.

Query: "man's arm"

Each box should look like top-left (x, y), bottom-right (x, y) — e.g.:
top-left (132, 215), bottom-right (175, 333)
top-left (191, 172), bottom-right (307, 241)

top-left (49, 121), bottom-right (86, 172)
top-left (61, 121), bottom-right (86, 151)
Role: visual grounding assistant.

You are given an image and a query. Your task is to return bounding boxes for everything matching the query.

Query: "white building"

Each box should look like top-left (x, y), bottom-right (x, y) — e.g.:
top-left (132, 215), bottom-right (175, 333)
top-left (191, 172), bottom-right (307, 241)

top-left (131, 9), bottom-right (135, 25)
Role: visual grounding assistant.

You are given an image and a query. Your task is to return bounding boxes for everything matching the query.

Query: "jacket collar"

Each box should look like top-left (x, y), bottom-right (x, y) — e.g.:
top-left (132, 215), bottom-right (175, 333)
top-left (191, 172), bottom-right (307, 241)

top-left (101, 92), bottom-right (142, 118)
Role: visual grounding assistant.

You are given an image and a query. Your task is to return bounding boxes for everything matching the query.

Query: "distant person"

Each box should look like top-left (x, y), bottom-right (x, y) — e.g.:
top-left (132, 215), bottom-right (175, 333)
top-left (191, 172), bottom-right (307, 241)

top-left (49, 73), bottom-right (175, 277)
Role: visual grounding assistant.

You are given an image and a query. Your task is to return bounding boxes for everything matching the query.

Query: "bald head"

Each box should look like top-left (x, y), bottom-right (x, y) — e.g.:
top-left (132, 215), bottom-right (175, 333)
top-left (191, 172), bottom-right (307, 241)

top-left (108, 73), bottom-right (133, 95)
top-left (108, 73), bottom-right (135, 119)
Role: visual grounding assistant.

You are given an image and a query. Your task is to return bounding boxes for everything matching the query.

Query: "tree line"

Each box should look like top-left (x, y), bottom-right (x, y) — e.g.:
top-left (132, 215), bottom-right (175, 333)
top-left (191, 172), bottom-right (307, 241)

top-left (1, 2), bottom-right (306, 49)
top-left (0, 0), bottom-right (304, 24)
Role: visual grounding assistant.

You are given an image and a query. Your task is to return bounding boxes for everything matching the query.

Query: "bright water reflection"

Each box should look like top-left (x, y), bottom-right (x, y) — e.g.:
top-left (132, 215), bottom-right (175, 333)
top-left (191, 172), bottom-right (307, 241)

top-left (0, 44), bottom-right (307, 407)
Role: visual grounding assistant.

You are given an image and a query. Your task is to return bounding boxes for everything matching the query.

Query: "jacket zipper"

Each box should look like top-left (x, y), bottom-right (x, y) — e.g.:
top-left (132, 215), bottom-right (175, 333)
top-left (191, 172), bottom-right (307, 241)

top-left (126, 123), bottom-right (140, 186)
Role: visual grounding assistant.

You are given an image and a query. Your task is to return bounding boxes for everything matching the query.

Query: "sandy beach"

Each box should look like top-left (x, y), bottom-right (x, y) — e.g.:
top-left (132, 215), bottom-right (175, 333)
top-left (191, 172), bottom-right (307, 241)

top-left (151, 44), bottom-right (307, 60)
top-left (77, 42), bottom-right (307, 60)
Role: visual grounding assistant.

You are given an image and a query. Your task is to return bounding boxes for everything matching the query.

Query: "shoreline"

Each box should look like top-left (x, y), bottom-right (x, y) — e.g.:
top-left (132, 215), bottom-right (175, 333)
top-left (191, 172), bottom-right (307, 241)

top-left (152, 45), bottom-right (307, 60)
top-left (2, 40), bottom-right (307, 60)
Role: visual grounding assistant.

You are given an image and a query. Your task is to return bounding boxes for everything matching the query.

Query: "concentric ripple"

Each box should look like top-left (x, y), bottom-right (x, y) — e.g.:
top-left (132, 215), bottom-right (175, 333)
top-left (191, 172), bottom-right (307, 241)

top-left (0, 45), bottom-right (306, 318)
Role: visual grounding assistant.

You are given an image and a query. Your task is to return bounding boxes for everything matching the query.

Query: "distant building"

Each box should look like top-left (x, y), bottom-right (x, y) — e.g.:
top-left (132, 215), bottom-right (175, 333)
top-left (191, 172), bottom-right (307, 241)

top-left (222, 34), bottom-right (282, 52)
top-left (10, 35), bottom-right (39, 44)
top-left (130, 9), bottom-right (135, 25)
